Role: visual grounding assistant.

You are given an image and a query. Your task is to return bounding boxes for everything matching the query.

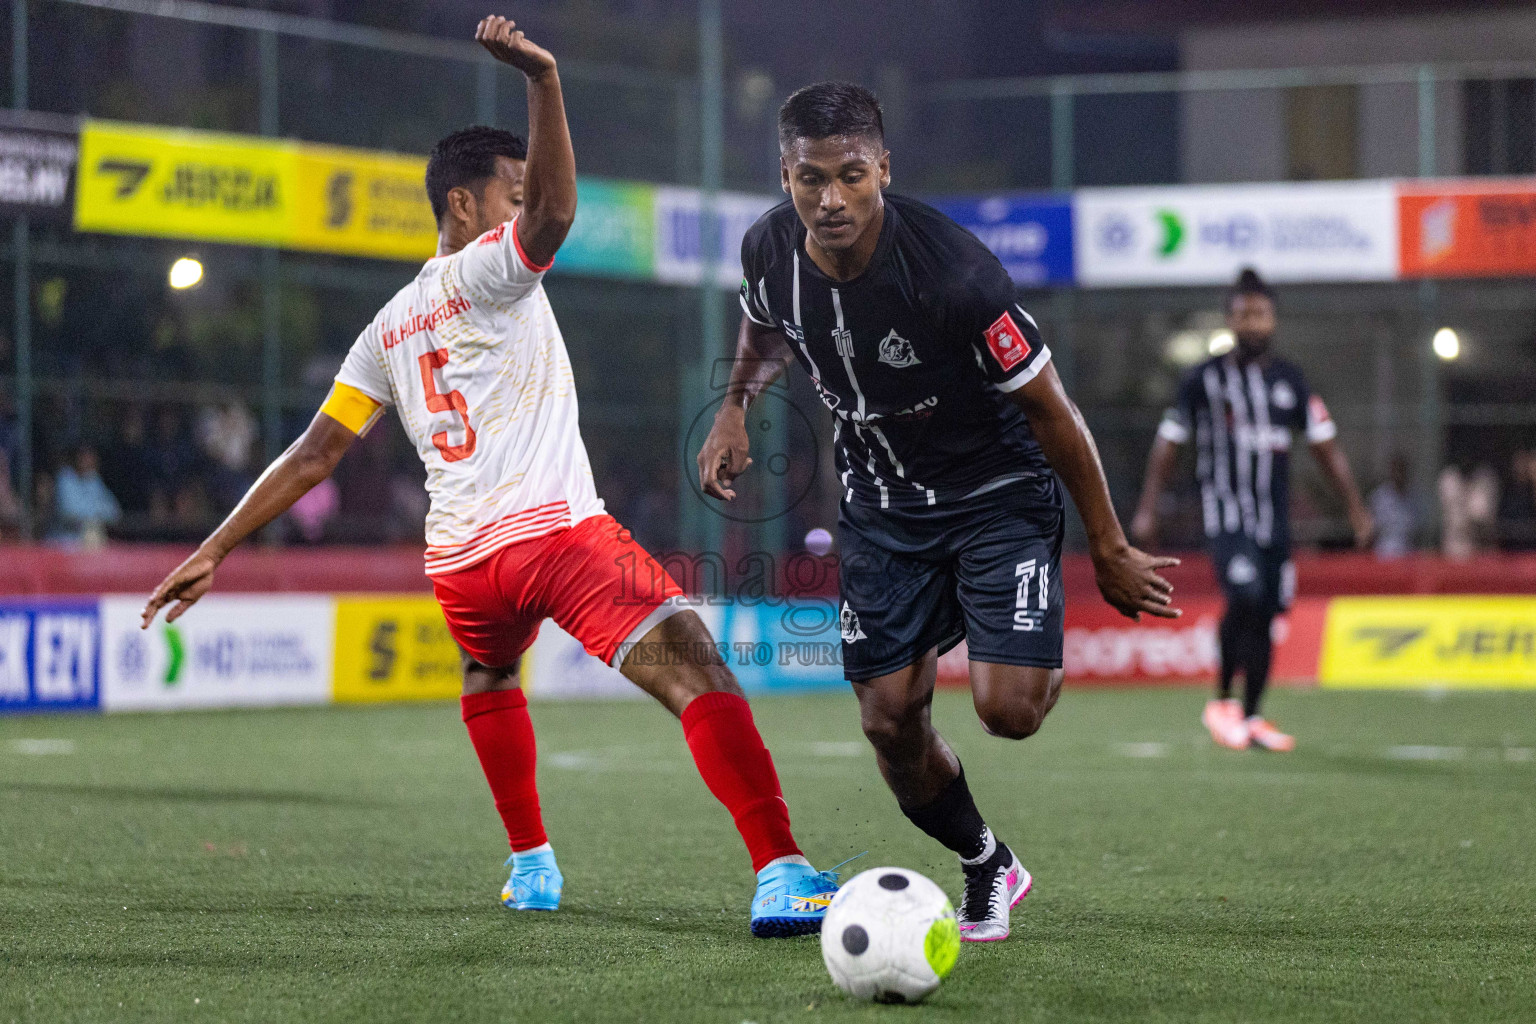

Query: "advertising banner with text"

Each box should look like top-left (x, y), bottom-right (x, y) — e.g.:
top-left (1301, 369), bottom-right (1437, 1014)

top-left (100, 596), bottom-right (334, 711)
top-left (1399, 180), bottom-right (1536, 279)
top-left (929, 194), bottom-right (1075, 286)
top-left (332, 596), bottom-right (465, 703)
top-left (1320, 596), bottom-right (1536, 689)
top-left (1075, 181), bottom-right (1398, 287)
top-left (0, 111), bottom-right (80, 223)
top-left (0, 600), bottom-right (101, 714)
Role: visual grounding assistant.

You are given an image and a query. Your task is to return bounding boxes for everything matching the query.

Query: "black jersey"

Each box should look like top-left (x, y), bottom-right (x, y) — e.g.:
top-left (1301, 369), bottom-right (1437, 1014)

top-left (739, 194), bottom-right (1054, 510)
top-left (1158, 352), bottom-right (1337, 551)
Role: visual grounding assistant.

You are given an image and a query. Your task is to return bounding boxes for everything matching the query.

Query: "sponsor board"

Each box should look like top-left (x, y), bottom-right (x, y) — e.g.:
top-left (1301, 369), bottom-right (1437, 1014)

top-left (0, 600), bottom-right (101, 714)
top-left (0, 111), bottom-right (80, 222)
top-left (929, 194), bottom-right (1074, 286)
top-left (519, 600), bottom-right (842, 699)
top-left (1075, 181), bottom-right (1398, 287)
top-left (75, 120), bottom-right (296, 247)
top-left (100, 596), bottom-right (333, 710)
top-left (716, 599), bottom-right (843, 694)
top-left (1399, 180), bottom-right (1536, 279)
top-left (655, 187), bottom-right (776, 288)
top-left (290, 146), bottom-right (437, 261)
top-left (558, 177), bottom-right (656, 278)
top-left (332, 597), bottom-right (463, 703)
top-left (1321, 596), bottom-right (1536, 689)
top-left (937, 598), bottom-right (1326, 686)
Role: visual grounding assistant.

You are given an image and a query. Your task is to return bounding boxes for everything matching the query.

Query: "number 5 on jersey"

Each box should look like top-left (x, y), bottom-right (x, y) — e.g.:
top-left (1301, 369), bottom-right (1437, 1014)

top-left (418, 348), bottom-right (477, 461)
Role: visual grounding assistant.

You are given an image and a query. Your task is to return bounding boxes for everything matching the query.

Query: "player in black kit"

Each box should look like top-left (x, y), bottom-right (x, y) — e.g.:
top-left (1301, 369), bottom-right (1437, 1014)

top-left (696, 82), bottom-right (1180, 942)
top-left (1132, 268), bottom-right (1372, 753)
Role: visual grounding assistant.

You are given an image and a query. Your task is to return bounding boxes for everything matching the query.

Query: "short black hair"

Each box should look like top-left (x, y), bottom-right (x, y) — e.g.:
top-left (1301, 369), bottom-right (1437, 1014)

top-left (1228, 266), bottom-right (1275, 311)
top-left (425, 125), bottom-right (528, 223)
top-left (778, 81), bottom-right (884, 150)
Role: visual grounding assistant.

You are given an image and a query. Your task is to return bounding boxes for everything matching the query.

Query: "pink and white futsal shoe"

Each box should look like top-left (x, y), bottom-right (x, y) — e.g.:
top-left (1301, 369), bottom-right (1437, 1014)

top-left (957, 847), bottom-right (1032, 943)
top-left (1203, 698), bottom-right (1250, 750)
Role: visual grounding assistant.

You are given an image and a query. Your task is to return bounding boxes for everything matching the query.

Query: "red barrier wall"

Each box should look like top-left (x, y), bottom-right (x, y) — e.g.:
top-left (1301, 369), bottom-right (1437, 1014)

top-left (4, 545), bottom-right (1532, 598)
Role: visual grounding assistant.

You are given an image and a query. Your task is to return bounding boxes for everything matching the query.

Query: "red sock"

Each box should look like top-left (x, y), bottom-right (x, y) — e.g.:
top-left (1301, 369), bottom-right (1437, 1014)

top-left (680, 691), bottom-right (802, 872)
top-left (461, 689), bottom-right (547, 852)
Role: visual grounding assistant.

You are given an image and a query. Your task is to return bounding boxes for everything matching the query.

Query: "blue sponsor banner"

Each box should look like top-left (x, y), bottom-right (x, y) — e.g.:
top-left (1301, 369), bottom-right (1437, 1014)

top-left (716, 598), bottom-right (845, 694)
top-left (929, 193), bottom-right (1075, 286)
top-left (0, 599), bottom-right (102, 713)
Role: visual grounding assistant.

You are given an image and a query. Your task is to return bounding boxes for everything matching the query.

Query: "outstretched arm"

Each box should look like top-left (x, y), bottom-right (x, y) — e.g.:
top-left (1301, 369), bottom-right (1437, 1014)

top-left (141, 409), bottom-right (361, 627)
top-left (1130, 435), bottom-right (1181, 548)
top-left (476, 15), bottom-right (576, 267)
top-left (696, 316), bottom-right (795, 501)
top-left (1312, 437), bottom-right (1373, 549)
top-left (1009, 362), bottom-right (1181, 620)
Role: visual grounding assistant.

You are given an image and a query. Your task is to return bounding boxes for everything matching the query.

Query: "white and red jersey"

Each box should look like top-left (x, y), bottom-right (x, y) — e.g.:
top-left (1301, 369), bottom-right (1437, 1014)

top-left (335, 218), bottom-right (605, 576)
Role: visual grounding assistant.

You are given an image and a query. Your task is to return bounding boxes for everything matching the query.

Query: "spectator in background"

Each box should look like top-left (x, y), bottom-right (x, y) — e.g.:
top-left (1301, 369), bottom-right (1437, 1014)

top-left (148, 406), bottom-right (201, 526)
top-left (1369, 454), bottom-right (1417, 560)
top-left (103, 405), bottom-right (156, 520)
top-left (51, 444), bottom-right (120, 547)
top-left (1467, 464), bottom-right (1500, 553)
top-left (196, 400), bottom-right (257, 510)
top-left (1440, 463), bottom-right (1501, 560)
top-left (0, 451), bottom-right (21, 540)
top-left (288, 476), bottom-right (340, 543)
top-left (1500, 449), bottom-right (1536, 550)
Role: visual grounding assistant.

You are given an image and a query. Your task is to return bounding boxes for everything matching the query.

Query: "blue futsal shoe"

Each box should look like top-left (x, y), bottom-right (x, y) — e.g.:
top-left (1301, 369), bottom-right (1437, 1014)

top-left (749, 857), bottom-right (856, 938)
top-left (500, 847), bottom-right (563, 911)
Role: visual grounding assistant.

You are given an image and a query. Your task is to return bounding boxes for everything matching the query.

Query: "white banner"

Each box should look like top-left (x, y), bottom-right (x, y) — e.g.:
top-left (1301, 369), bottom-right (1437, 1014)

top-left (1074, 181), bottom-right (1398, 287)
top-left (653, 187), bottom-right (777, 288)
top-left (100, 596), bottom-right (334, 711)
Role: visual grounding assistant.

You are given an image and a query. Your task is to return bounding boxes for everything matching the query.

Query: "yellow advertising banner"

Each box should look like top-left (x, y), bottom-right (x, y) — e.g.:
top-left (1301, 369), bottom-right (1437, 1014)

top-left (333, 596), bottom-right (464, 703)
top-left (75, 120), bottom-right (296, 246)
top-left (1320, 596), bottom-right (1536, 689)
top-left (75, 120), bottom-right (437, 260)
top-left (291, 146), bottom-right (436, 260)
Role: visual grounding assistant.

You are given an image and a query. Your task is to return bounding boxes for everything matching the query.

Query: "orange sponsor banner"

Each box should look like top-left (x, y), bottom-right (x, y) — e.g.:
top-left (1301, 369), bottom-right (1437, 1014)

top-left (1400, 179), bottom-right (1536, 278)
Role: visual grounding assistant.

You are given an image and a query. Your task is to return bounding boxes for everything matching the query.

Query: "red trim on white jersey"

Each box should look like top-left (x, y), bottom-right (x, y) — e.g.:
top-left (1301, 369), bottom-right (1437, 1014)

top-left (423, 501), bottom-right (573, 576)
top-left (512, 217), bottom-right (555, 273)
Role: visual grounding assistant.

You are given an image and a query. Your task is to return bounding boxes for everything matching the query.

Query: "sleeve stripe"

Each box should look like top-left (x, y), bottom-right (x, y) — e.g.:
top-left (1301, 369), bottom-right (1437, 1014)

top-left (321, 381), bottom-right (386, 435)
top-left (739, 292), bottom-right (774, 327)
top-left (511, 215), bottom-right (555, 273)
top-left (994, 345), bottom-right (1052, 393)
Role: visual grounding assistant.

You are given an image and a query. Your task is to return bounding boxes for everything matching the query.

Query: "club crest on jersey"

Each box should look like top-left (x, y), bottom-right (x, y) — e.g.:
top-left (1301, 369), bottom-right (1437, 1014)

top-left (877, 329), bottom-right (921, 368)
top-left (840, 603), bottom-right (867, 643)
top-left (984, 312), bottom-right (1031, 372)
top-left (1271, 380), bottom-right (1297, 410)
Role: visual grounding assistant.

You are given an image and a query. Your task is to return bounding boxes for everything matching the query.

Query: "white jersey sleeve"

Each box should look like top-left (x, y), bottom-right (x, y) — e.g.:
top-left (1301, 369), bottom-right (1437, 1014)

top-left (451, 216), bottom-right (552, 311)
top-left (335, 312), bottom-right (395, 407)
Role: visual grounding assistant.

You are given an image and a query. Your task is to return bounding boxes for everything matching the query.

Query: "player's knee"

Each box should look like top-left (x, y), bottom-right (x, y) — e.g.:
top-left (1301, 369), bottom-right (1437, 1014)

top-left (975, 668), bottom-right (1060, 740)
top-left (978, 703), bottom-right (1043, 740)
top-left (859, 698), bottom-right (926, 755)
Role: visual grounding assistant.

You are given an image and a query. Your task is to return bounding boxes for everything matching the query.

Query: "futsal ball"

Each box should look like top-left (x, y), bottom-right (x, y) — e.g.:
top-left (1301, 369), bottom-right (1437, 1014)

top-left (804, 527), bottom-right (834, 556)
top-left (820, 867), bottom-right (960, 1004)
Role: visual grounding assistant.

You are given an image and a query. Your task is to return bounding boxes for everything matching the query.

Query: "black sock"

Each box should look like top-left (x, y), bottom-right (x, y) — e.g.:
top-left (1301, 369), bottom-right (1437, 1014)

top-left (1218, 606), bottom-right (1248, 699)
top-left (899, 764), bottom-right (991, 862)
top-left (1241, 614), bottom-right (1275, 718)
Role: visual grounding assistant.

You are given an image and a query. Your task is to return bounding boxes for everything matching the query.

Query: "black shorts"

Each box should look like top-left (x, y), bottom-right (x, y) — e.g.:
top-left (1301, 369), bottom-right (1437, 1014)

top-left (837, 474), bottom-right (1066, 682)
top-left (1211, 533), bottom-right (1295, 617)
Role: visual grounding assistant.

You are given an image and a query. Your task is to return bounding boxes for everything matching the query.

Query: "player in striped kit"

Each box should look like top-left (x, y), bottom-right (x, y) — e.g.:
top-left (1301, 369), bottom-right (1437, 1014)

top-left (1132, 268), bottom-right (1373, 751)
top-left (142, 14), bottom-right (842, 938)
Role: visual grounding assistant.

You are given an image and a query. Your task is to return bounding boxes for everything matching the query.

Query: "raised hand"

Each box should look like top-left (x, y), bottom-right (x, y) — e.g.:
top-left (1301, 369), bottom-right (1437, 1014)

top-left (1092, 543), bottom-right (1182, 621)
top-left (475, 15), bottom-right (556, 79)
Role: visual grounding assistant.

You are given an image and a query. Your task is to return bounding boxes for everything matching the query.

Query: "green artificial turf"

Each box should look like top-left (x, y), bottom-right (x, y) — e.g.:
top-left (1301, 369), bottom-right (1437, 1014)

top-left (2, 687), bottom-right (1533, 1023)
